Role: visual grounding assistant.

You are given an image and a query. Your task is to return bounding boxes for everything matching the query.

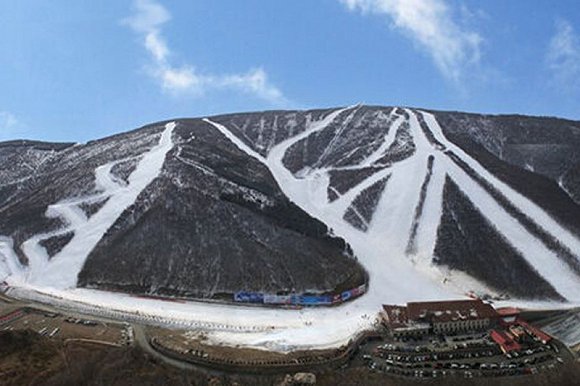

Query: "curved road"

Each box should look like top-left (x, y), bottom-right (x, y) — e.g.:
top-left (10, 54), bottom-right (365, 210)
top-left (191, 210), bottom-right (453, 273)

top-left (132, 324), bottom-right (224, 375)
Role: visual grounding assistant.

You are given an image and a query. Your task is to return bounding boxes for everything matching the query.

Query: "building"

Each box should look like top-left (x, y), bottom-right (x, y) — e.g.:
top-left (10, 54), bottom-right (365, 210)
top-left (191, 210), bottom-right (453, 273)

top-left (496, 306), bottom-right (520, 324)
top-left (490, 329), bottom-right (522, 353)
top-left (408, 299), bottom-right (498, 334)
top-left (514, 319), bottom-right (552, 344)
top-left (381, 299), bottom-right (498, 337)
top-left (380, 305), bottom-right (430, 338)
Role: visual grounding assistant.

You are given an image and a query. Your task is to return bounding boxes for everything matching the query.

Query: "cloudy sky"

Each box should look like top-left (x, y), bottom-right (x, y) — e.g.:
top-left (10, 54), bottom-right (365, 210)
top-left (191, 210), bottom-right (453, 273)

top-left (1, 0), bottom-right (579, 141)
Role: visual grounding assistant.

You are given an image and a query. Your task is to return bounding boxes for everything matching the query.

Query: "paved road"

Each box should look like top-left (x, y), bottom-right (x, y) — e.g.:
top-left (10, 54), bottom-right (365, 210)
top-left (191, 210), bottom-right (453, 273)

top-left (132, 324), bottom-right (223, 375)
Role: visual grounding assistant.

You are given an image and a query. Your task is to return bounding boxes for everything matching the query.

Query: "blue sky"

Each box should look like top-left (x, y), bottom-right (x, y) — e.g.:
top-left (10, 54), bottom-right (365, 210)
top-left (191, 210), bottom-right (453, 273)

top-left (1, 0), bottom-right (579, 142)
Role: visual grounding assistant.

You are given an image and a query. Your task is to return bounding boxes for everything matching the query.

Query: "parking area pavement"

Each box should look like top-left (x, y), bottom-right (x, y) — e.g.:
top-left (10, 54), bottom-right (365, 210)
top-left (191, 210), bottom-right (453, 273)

top-left (0, 307), bottom-right (131, 346)
top-left (359, 330), bottom-right (568, 380)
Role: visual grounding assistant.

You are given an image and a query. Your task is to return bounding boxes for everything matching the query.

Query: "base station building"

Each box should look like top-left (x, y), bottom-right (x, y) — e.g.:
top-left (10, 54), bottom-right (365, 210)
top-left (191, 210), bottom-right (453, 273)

top-left (381, 299), bottom-right (498, 337)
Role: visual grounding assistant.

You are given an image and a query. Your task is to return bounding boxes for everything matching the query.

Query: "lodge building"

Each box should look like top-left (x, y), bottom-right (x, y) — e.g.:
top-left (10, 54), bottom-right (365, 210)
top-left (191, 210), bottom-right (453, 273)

top-left (381, 299), bottom-right (498, 337)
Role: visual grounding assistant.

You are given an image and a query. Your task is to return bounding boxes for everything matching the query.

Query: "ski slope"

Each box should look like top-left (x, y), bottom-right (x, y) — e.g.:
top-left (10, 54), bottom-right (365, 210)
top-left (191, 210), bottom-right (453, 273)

top-left (210, 107), bottom-right (580, 301)
top-left (4, 122), bottom-right (176, 288)
top-left (3, 107), bottom-right (580, 352)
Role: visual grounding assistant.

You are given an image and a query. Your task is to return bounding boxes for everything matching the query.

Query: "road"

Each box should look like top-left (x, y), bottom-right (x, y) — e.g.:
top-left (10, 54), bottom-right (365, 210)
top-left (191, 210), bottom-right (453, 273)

top-left (132, 324), bottom-right (224, 375)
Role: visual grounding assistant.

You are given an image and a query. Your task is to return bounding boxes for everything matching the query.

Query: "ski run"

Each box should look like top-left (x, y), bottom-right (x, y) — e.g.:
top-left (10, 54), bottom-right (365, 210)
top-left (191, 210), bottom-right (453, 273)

top-left (3, 122), bottom-right (176, 288)
top-left (2, 107), bottom-right (580, 352)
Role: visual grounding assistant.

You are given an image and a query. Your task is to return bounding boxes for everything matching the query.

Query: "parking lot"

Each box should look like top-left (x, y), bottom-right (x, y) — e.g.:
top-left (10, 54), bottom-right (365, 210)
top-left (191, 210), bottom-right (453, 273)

top-left (0, 307), bottom-right (131, 346)
top-left (359, 330), bottom-right (568, 379)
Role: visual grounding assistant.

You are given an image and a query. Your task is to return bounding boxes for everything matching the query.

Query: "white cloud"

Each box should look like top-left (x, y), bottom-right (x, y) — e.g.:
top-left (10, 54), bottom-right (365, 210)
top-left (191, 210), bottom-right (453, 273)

top-left (123, 0), bottom-right (288, 105)
top-left (0, 111), bottom-right (23, 140)
top-left (340, 0), bottom-right (482, 82)
top-left (0, 111), bottom-right (18, 130)
top-left (547, 19), bottom-right (580, 90)
top-left (144, 31), bottom-right (169, 62)
top-left (218, 68), bottom-right (286, 104)
top-left (158, 66), bottom-right (199, 92)
top-left (123, 0), bottom-right (170, 34)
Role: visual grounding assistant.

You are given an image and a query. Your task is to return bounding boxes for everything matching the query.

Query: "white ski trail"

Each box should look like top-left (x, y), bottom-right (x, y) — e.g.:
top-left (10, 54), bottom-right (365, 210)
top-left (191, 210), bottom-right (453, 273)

top-left (203, 118), bottom-right (267, 165)
top-left (419, 111), bottom-right (580, 261)
top-left (409, 155), bottom-right (446, 265)
top-left (444, 157), bottom-right (580, 301)
top-left (266, 106), bottom-right (352, 212)
top-left (28, 122), bottom-right (176, 288)
top-left (357, 113), bottom-right (406, 168)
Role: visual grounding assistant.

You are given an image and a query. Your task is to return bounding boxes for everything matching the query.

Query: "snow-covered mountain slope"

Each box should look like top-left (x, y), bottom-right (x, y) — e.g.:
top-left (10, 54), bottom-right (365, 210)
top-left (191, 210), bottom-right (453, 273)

top-left (0, 119), bottom-right (364, 298)
top-left (210, 106), bottom-right (580, 302)
top-left (1, 105), bottom-right (580, 304)
top-left (434, 111), bottom-right (580, 206)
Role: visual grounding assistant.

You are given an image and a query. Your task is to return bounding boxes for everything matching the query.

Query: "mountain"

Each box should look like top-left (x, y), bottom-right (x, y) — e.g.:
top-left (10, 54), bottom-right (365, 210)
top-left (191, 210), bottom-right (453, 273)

top-left (0, 121), bottom-right (364, 299)
top-left (1, 105), bottom-right (580, 303)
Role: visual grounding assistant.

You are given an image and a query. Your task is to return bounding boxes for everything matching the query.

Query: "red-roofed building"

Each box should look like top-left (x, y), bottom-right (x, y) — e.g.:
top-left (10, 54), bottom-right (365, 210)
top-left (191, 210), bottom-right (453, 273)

top-left (508, 324), bottom-right (526, 339)
top-left (380, 305), bottom-right (430, 337)
top-left (381, 305), bottom-right (408, 328)
top-left (517, 319), bottom-right (552, 344)
top-left (491, 329), bottom-right (522, 353)
top-left (381, 299), bottom-right (498, 336)
top-left (496, 307), bottom-right (520, 316)
top-left (407, 299), bottom-right (497, 334)
top-left (496, 307), bottom-right (521, 325)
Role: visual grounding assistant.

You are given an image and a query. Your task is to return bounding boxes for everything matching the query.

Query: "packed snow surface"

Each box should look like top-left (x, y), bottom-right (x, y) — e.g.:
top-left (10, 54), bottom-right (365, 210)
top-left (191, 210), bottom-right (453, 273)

top-left (7, 122), bottom-right (175, 288)
top-left (0, 237), bottom-right (23, 282)
top-left (3, 108), bottom-right (580, 352)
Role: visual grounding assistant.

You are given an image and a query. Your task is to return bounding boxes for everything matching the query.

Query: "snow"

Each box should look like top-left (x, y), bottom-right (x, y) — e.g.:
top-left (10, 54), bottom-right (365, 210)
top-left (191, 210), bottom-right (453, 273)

top-left (3, 106), bottom-right (580, 352)
top-left (356, 113), bottom-right (405, 168)
top-left (365, 110), bottom-right (432, 254)
top-left (330, 168), bottom-right (390, 216)
top-left (444, 157), bottom-right (580, 301)
top-left (203, 118), bottom-right (267, 165)
top-left (0, 237), bottom-right (23, 282)
top-left (10, 122), bottom-right (176, 289)
top-left (6, 284), bottom-right (376, 351)
top-left (314, 106), bottom-right (360, 167)
top-left (4, 107), bottom-right (464, 352)
top-left (266, 106), bottom-right (352, 210)
top-left (95, 163), bottom-right (124, 191)
top-left (417, 111), bottom-right (580, 301)
top-left (411, 157), bottom-right (446, 266)
top-left (173, 106), bottom-right (580, 349)
top-left (47, 204), bottom-right (88, 228)
top-left (6, 280), bottom-right (578, 353)
top-left (420, 112), bottom-right (580, 263)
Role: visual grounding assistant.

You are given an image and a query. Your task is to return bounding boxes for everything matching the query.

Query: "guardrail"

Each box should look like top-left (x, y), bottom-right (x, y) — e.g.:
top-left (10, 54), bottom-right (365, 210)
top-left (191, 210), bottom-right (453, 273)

top-left (149, 330), bottom-right (380, 374)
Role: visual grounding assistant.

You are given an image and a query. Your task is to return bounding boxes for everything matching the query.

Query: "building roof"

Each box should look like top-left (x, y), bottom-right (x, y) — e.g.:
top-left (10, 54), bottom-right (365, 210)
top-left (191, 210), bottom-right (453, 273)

top-left (496, 307), bottom-right (520, 316)
top-left (491, 329), bottom-right (521, 352)
top-left (517, 319), bottom-right (552, 343)
top-left (381, 305), bottom-right (409, 329)
top-left (406, 299), bottom-right (498, 323)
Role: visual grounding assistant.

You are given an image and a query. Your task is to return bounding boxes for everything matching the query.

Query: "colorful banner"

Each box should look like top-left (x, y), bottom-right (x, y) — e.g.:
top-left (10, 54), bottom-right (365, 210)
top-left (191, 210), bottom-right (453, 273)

top-left (233, 284), bottom-right (366, 306)
top-left (234, 291), bottom-right (264, 303)
top-left (341, 290), bottom-right (352, 302)
top-left (263, 294), bottom-right (292, 304)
